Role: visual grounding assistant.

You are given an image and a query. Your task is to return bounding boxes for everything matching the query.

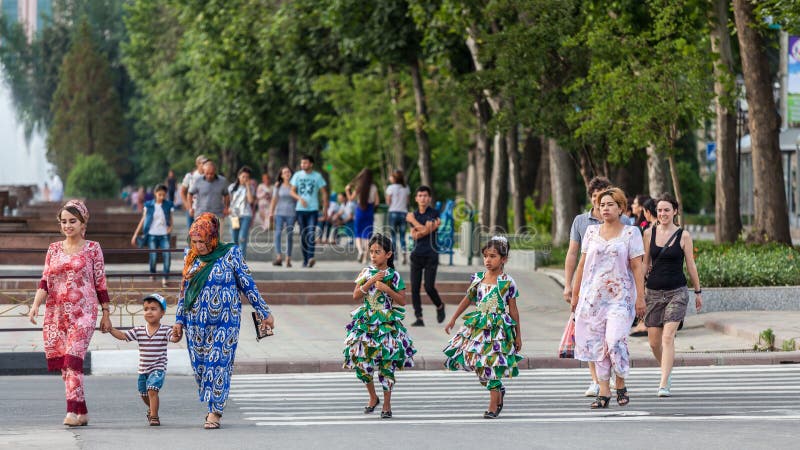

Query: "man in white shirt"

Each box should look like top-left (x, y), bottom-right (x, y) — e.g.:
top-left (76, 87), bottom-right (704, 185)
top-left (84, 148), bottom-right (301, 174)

top-left (180, 155), bottom-right (207, 229)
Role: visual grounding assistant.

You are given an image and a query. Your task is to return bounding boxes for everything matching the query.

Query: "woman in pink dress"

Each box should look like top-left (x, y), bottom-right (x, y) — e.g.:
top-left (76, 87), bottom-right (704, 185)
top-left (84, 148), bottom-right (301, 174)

top-left (570, 188), bottom-right (646, 409)
top-left (28, 200), bottom-right (112, 426)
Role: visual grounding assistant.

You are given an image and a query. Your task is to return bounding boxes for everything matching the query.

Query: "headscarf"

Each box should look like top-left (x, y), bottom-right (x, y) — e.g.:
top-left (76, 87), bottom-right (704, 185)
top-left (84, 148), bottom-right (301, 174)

top-left (181, 213), bottom-right (234, 309)
top-left (61, 199), bottom-right (90, 237)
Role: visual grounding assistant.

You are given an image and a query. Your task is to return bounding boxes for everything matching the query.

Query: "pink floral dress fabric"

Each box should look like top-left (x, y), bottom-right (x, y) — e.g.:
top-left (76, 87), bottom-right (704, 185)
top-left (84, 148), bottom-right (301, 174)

top-left (39, 240), bottom-right (109, 414)
top-left (574, 225), bottom-right (643, 381)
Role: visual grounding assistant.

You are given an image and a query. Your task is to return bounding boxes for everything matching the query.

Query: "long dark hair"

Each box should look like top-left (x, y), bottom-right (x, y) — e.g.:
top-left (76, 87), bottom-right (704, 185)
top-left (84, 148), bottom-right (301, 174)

top-left (275, 166), bottom-right (292, 187)
top-left (355, 168), bottom-right (373, 209)
top-left (231, 166), bottom-right (252, 192)
top-left (635, 194), bottom-right (651, 225)
top-left (391, 170), bottom-right (406, 187)
top-left (368, 233), bottom-right (395, 269)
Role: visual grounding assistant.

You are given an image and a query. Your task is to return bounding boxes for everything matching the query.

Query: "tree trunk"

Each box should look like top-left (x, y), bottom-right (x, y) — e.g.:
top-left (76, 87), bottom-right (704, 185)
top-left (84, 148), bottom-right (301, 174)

top-left (646, 144), bottom-right (669, 197)
top-left (521, 130), bottom-right (541, 200)
top-left (466, 145), bottom-right (477, 208)
top-left (387, 64), bottom-right (405, 173)
top-left (733, 0), bottom-right (791, 244)
top-left (490, 132), bottom-right (508, 233)
top-left (287, 132), bottom-right (298, 170)
top-left (711, 0), bottom-right (742, 243)
top-left (507, 123), bottom-right (525, 231)
top-left (667, 151), bottom-right (684, 227)
top-left (549, 139), bottom-right (577, 245)
top-left (474, 99), bottom-right (492, 228)
top-left (408, 57), bottom-right (432, 187)
top-left (535, 136), bottom-right (551, 207)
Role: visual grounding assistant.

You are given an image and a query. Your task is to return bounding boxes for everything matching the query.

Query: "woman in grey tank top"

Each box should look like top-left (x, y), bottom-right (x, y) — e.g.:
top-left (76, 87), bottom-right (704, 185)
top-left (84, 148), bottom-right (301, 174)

top-left (270, 167), bottom-right (297, 267)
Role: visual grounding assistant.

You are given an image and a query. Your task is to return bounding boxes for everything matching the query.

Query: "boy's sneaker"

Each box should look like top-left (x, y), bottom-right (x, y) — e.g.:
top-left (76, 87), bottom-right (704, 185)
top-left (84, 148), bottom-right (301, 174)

top-left (411, 318), bottom-right (425, 327)
top-left (584, 382), bottom-right (600, 397)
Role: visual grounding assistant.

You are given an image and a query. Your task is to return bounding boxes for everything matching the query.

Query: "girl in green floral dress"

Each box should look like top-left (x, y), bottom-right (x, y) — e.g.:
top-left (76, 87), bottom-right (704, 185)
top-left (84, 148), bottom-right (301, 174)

top-left (443, 236), bottom-right (523, 419)
top-left (343, 234), bottom-right (416, 419)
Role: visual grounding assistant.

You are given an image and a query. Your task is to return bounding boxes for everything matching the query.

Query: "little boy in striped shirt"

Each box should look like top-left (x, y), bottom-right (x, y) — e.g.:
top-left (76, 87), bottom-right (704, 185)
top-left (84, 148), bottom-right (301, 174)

top-left (108, 293), bottom-right (179, 426)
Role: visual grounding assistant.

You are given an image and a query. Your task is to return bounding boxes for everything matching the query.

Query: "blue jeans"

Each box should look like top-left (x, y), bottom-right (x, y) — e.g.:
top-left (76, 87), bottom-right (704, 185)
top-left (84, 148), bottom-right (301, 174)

top-left (273, 215), bottom-right (295, 257)
top-left (388, 211), bottom-right (407, 252)
top-left (137, 370), bottom-right (165, 395)
top-left (230, 215), bottom-right (253, 259)
top-left (148, 234), bottom-right (170, 276)
top-left (296, 210), bottom-right (318, 264)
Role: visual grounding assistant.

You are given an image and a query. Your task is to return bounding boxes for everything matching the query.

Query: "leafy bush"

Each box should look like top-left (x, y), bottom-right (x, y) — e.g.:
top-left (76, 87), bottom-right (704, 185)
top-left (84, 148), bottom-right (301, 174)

top-left (694, 241), bottom-right (800, 287)
top-left (65, 154), bottom-right (121, 199)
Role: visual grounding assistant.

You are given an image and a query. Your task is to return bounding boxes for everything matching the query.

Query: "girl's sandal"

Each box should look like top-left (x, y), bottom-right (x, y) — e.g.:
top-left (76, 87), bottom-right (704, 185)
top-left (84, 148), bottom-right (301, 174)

top-left (590, 395), bottom-right (611, 409)
top-left (497, 387), bottom-right (506, 414)
top-left (364, 398), bottom-right (380, 414)
top-left (149, 416), bottom-right (160, 427)
top-left (616, 387), bottom-right (630, 406)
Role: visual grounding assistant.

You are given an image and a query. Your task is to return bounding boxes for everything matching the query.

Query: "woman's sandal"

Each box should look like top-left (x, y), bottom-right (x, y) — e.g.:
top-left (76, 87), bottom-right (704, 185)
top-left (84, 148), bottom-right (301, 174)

top-left (590, 395), bottom-right (611, 409)
top-left (203, 414), bottom-right (221, 430)
top-left (149, 416), bottom-right (160, 427)
top-left (616, 387), bottom-right (630, 406)
top-left (380, 410), bottom-right (392, 419)
top-left (483, 410), bottom-right (499, 419)
top-left (364, 398), bottom-right (380, 414)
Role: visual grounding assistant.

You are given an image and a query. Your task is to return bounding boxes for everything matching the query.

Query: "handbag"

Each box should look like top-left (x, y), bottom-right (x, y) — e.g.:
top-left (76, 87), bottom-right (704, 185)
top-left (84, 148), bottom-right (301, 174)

top-left (558, 313), bottom-right (576, 359)
top-left (252, 311), bottom-right (273, 341)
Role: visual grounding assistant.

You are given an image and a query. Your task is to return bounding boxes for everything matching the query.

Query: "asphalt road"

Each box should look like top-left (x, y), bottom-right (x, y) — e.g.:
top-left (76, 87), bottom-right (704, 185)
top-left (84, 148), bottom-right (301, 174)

top-left (2, 366), bottom-right (799, 449)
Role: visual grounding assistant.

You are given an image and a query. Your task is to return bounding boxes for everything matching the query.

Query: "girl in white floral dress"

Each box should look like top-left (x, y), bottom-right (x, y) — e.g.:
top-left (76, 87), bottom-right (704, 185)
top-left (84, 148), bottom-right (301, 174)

top-left (343, 234), bottom-right (415, 419)
top-left (571, 188), bottom-right (646, 409)
top-left (443, 236), bottom-right (523, 419)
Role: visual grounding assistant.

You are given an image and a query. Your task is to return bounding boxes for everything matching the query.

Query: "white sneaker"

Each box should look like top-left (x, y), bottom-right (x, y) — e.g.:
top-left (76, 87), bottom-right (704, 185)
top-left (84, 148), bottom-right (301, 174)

top-left (584, 382), bottom-right (600, 397)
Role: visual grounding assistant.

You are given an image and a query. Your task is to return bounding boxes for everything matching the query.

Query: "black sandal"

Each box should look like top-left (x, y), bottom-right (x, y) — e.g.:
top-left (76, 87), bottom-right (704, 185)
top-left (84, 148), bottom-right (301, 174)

top-left (483, 410), bottom-right (499, 419)
top-left (616, 387), bottom-right (630, 406)
top-left (497, 387), bottom-right (506, 414)
top-left (364, 398), bottom-right (380, 414)
top-left (590, 395), bottom-right (611, 409)
top-left (149, 416), bottom-right (160, 426)
top-left (380, 410), bottom-right (392, 419)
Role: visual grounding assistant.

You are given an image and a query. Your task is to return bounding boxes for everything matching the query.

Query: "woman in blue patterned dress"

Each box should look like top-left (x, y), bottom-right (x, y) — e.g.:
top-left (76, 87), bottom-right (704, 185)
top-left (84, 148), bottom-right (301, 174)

top-left (172, 213), bottom-right (275, 429)
top-left (343, 234), bottom-right (415, 419)
top-left (443, 236), bottom-right (523, 419)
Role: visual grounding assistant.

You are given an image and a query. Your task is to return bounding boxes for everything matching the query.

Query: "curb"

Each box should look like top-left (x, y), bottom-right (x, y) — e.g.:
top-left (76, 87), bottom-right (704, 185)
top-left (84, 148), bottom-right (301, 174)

top-left (6, 351), bottom-right (799, 376)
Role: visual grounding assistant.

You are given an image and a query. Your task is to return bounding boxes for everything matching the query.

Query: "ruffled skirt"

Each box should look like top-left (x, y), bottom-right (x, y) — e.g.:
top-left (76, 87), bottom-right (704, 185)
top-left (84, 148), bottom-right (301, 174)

top-left (343, 305), bottom-right (416, 378)
top-left (443, 311), bottom-right (523, 380)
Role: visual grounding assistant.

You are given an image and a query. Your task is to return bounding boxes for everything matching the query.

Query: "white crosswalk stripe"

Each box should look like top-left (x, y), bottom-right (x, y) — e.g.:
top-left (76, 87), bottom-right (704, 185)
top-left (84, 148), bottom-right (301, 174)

top-left (229, 365), bottom-right (800, 426)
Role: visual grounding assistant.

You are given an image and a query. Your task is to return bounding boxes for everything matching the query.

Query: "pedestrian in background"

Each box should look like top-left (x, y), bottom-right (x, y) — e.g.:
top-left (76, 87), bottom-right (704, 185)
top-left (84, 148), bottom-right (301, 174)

top-left (643, 193), bottom-right (703, 397)
top-left (131, 184), bottom-right (173, 287)
top-left (290, 155), bottom-right (328, 268)
top-left (571, 188), bottom-right (646, 409)
top-left (172, 213), bottom-right (275, 429)
top-left (632, 194), bottom-right (652, 232)
top-left (28, 200), bottom-right (112, 426)
top-left (406, 185), bottom-right (445, 327)
top-left (346, 168), bottom-right (379, 264)
top-left (256, 169), bottom-right (273, 229)
top-left (180, 155), bottom-right (207, 229)
top-left (385, 170), bottom-right (410, 264)
top-left (228, 166), bottom-right (255, 259)
top-left (320, 193), bottom-right (339, 244)
top-left (188, 160), bottom-right (229, 220)
top-left (444, 236), bottom-right (523, 419)
top-left (270, 166), bottom-right (297, 267)
top-left (563, 176), bottom-right (612, 397)
top-left (343, 234), bottom-right (415, 419)
top-left (165, 169), bottom-right (177, 204)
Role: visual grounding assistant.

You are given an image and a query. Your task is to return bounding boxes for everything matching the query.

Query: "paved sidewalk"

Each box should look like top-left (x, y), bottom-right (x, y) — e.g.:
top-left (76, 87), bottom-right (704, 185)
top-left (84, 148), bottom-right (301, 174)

top-left (3, 258), bottom-right (798, 374)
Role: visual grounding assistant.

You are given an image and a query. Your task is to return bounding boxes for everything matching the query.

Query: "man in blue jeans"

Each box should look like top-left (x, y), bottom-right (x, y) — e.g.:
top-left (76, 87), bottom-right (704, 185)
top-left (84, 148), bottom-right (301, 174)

top-left (290, 155), bottom-right (328, 268)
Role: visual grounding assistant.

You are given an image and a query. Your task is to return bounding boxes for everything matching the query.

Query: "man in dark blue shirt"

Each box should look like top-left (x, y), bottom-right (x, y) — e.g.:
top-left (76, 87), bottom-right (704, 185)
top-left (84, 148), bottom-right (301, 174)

top-left (406, 186), bottom-right (445, 326)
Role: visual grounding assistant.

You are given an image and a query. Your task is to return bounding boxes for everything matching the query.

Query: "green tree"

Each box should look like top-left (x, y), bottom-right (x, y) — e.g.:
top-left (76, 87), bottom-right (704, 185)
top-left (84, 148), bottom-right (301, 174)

top-left (47, 21), bottom-right (125, 180)
top-left (65, 154), bottom-right (121, 198)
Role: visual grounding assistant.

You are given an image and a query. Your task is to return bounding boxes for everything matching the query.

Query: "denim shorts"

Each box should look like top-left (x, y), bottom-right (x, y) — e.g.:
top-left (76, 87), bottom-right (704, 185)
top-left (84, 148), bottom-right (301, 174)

top-left (137, 370), bottom-right (165, 395)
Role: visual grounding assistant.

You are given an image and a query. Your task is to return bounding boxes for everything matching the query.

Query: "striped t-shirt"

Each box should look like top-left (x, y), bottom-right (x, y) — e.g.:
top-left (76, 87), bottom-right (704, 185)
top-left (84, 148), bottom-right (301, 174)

top-left (124, 324), bottom-right (173, 374)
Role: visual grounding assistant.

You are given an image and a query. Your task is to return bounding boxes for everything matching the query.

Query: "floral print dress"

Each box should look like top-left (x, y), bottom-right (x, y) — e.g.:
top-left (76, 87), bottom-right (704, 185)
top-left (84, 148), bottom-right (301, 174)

top-left (39, 240), bottom-right (109, 414)
top-left (343, 266), bottom-right (416, 391)
top-left (443, 272), bottom-right (523, 390)
top-left (574, 224), bottom-right (644, 380)
top-left (176, 245), bottom-right (272, 415)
